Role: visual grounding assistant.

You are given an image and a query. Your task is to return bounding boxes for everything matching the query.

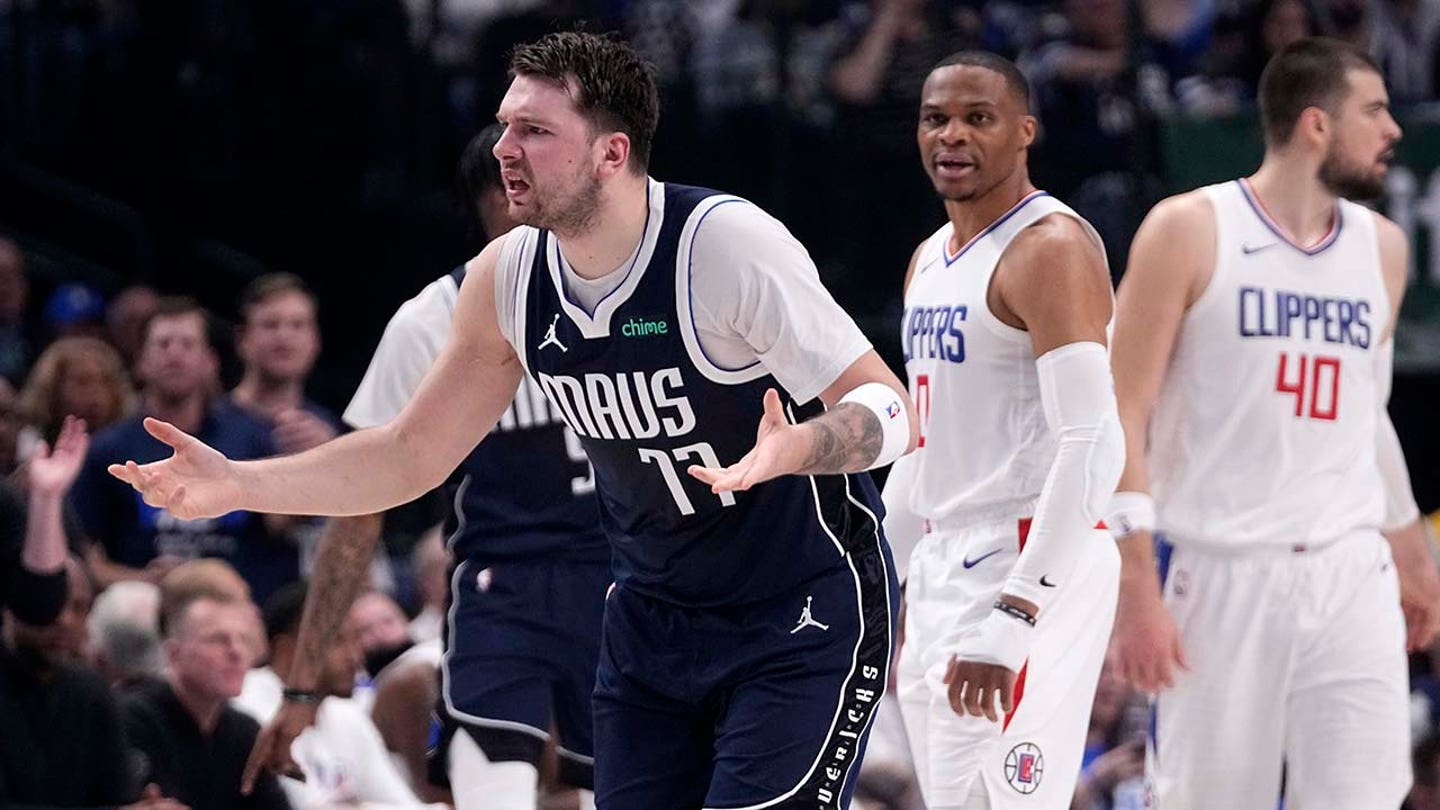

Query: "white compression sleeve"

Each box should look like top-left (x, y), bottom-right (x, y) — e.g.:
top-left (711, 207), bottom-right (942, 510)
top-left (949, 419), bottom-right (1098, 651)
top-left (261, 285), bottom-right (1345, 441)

top-left (1001, 341), bottom-right (1124, 611)
top-left (1375, 339), bottom-right (1421, 530)
top-left (881, 453), bottom-right (925, 584)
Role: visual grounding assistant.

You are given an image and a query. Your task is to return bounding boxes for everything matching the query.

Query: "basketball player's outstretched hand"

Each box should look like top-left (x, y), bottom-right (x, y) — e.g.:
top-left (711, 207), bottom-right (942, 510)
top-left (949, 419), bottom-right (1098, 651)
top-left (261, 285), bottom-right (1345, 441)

top-left (944, 656), bottom-right (1016, 723)
top-left (687, 389), bottom-right (808, 493)
top-left (106, 417), bottom-right (242, 519)
top-left (1112, 557), bottom-right (1188, 693)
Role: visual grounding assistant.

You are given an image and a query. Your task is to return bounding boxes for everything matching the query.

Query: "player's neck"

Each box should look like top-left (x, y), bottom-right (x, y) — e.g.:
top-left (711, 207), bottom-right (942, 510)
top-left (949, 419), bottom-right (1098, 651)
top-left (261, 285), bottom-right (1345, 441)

top-left (553, 173), bottom-right (650, 281)
top-left (231, 375), bottom-right (303, 418)
top-left (1245, 160), bottom-right (1338, 248)
top-left (944, 175), bottom-right (1039, 249)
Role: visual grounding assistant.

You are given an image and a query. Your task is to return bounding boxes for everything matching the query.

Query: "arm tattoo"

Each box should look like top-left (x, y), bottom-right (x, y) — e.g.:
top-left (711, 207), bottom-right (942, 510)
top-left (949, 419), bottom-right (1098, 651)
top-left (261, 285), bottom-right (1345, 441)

top-left (288, 513), bottom-right (383, 689)
top-left (796, 402), bottom-right (884, 475)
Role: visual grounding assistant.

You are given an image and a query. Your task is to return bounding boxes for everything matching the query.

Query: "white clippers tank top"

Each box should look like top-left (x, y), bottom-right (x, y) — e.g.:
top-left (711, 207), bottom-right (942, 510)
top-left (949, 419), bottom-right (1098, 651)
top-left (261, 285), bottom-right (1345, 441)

top-left (894, 191), bottom-right (1108, 528)
top-left (1149, 179), bottom-right (1390, 549)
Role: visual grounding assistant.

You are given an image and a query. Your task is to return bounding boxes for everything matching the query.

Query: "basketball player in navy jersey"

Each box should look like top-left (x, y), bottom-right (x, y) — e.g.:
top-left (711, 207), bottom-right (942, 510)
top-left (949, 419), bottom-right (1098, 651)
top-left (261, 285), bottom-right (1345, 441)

top-left (240, 124), bottom-right (610, 809)
top-left (112, 31), bottom-right (918, 810)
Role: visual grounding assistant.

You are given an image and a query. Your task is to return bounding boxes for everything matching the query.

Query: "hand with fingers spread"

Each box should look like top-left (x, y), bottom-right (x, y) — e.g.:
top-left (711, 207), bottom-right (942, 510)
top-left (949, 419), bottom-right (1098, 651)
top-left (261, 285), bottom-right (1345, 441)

top-left (27, 415), bottom-right (90, 497)
top-left (106, 417), bottom-right (244, 520)
top-left (1112, 537), bottom-right (1188, 693)
top-left (687, 389), bottom-right (811, 494)
top-left (242, 698), bottom-right (317, 794)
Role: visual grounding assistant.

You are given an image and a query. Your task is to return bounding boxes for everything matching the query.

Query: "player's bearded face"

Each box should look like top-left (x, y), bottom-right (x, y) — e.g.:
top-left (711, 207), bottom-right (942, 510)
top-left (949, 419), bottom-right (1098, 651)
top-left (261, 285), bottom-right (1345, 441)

top-left (1318, 71), bottom-right (1401, 200)
top-left (522, 157), bottom-right (603, 235)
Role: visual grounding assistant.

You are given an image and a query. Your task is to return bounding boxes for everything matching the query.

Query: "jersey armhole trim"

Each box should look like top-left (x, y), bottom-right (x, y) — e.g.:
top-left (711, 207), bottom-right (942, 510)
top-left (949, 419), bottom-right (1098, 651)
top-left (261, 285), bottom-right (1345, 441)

top-left (675, 195), bottom-right (770, 386)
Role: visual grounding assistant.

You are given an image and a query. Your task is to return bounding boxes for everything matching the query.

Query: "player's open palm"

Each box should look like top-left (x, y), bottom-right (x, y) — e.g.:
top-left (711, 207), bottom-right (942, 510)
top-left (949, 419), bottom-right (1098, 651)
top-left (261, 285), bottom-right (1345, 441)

top-left (27, 415), bottom-right (89, 497)
top-left (688, 389), bottom-right (808, 493)
top-left (107, 417), bottom-right (242, 519)
top-left (1113, 566), bottom-right (1188, 693)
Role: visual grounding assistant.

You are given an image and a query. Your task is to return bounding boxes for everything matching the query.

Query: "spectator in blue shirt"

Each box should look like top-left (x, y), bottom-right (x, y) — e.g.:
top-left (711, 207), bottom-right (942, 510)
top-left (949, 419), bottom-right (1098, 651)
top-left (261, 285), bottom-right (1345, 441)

top-left (70, 297), bottom-right (298, 603)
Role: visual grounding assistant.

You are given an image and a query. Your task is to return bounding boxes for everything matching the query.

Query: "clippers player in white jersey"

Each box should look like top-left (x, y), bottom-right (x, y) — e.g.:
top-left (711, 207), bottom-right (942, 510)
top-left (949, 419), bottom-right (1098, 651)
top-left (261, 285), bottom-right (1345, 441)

top-left (1109, 38), bottom-right (1440, 809)
top-left (882, 52), bottom-right (1125, 810)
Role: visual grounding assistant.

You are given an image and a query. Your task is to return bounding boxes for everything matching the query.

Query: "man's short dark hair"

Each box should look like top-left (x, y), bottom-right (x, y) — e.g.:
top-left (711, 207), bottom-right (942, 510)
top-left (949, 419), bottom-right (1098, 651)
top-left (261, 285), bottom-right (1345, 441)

top-left (931, 51), bottom-right (1031, 111)
top-left (239, 273), bottom-right (315, 322)
top-left (262, 581), bottom-right (308, 643)
top-left (1259, 37), bottom-right (1381, 147)
top-left (509, 31), bottom-right (660, 173)
top-left (143, 296), bottom-right (214, 349)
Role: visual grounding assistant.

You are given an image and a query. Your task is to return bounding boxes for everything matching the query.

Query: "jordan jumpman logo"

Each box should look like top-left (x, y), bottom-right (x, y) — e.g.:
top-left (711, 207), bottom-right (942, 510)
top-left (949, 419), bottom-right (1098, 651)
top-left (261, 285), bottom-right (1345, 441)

top-left (539, 313), bottom-right (568, 353)
top-left (790, 595), bottom-right (830, 634)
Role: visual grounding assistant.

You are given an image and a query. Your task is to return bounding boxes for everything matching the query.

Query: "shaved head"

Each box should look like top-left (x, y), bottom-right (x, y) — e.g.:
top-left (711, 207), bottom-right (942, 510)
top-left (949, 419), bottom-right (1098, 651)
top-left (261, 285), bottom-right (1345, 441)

top-left (931, 51), bottom-right (1031, 112)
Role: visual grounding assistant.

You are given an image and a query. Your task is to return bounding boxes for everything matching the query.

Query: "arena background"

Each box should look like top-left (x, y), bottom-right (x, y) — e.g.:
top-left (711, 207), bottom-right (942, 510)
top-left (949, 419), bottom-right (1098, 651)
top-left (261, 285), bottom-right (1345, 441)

top-left (4, 1), bottom-right (1440, 805)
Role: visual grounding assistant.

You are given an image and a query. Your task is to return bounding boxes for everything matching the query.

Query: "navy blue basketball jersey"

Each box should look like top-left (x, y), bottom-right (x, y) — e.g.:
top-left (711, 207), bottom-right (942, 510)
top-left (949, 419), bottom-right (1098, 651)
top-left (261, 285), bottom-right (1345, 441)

top-left (514, 184), bottom-right (887, 607)
top-left (441, 266), bottom-right (609, 567)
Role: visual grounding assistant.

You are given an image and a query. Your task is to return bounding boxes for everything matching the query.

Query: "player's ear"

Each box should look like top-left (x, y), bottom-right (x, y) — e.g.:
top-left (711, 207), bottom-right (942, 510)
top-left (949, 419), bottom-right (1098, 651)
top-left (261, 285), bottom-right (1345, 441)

top-left (595, 132), bottom-right (631, 179)
top-left (1019, 115), bottom-right (1037, 149)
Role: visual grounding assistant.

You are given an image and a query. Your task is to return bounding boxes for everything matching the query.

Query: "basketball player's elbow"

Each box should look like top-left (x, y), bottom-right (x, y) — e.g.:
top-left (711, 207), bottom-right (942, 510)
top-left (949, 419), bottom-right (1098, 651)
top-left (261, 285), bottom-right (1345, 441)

top-left (387, 420), bottom-right (454, 497)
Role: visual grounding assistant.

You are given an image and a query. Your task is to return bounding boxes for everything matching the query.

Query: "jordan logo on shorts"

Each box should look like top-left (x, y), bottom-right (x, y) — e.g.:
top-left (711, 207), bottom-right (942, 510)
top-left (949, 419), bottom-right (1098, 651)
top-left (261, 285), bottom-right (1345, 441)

top-left (539, 314), bottom-right (568, 353)
top-left (790, 595), bottom-right (829, 634)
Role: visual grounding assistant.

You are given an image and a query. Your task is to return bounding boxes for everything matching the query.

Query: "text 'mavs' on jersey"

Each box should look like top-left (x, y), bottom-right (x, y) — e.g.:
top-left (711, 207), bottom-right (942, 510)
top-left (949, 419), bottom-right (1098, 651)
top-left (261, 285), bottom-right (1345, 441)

top-left (512, 184), bottom-right (886, 608)
top-left (442, 267), bottom-right (609, 566)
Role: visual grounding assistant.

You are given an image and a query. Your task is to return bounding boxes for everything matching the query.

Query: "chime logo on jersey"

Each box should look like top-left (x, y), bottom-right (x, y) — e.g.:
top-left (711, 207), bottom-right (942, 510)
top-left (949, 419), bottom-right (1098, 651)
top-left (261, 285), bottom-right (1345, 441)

top-left (1236, 286), bottom-right (1372, 349)
top-left (536, 366), bottom-right (696, 441)
top-left (902, 304), bottom-right (968, 363)
top-left (1005, 743), bottom-right (1045, 794)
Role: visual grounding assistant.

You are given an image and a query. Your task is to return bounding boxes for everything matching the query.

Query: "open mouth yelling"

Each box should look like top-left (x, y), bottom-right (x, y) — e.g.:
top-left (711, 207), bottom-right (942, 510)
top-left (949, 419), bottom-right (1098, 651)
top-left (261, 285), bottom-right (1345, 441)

top-left (502, 170), bottom-right (532, 200)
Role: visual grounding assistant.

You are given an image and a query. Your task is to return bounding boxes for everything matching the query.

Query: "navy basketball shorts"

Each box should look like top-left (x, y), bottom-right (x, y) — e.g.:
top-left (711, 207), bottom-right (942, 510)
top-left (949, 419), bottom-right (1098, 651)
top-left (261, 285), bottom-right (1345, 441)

top-left (592, 544), bottom-right (898, 809)
top-left (429, 557), bottom-right (612, 790)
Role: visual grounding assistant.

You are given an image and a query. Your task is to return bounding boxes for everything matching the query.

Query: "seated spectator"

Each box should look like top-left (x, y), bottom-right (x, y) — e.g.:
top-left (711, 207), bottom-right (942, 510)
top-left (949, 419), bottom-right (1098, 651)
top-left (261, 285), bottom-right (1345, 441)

top-left (17, 336), bottom-right (136, 465)
top-left (106, 285), bottom-right (159, 375)
top-left (0, 556), bottom-right (159, 809)
top-left (229, 273), bottom-right (343, 454)
top-left (7, 556), bottom-right (93, 664)
top-left (123, 591), bottom-right (291, 810)
top-left (350, 589), bottom-right (415, 680)
top-left (0, 237), bottom-right (32, 385)
top-left (159, 558), bottom-right (265, 665)
top-left (88, 579), bottom-right (164, 690)
top-left (235, 583), bottom-right (437, 809)
top-left (69, 297), bottom-right (297, 603)
top-left (407, 526), bottom-right (449, 644)
top-left (0, 415), bottom-right (87, 628)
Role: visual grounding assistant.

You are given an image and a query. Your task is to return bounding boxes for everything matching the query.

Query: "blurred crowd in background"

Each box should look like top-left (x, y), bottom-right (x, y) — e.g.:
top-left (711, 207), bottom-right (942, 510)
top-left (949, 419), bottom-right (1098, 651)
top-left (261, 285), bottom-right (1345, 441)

top-left (4, 0), bottom-right (1440, 807)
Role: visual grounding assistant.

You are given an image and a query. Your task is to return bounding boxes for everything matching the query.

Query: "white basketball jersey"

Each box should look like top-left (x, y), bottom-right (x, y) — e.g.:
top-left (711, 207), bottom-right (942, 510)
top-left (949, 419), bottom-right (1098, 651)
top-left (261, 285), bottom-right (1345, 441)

top-left (894, 191), bottom-right (1108, 527)
top-left (1149, 180), bottom-right (1390, 549)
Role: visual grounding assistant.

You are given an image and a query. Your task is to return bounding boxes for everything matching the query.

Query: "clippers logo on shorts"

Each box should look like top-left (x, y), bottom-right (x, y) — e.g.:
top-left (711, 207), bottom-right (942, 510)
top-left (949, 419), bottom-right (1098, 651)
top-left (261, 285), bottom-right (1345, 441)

top-left (1005, 742), bottom-right (1045, 794)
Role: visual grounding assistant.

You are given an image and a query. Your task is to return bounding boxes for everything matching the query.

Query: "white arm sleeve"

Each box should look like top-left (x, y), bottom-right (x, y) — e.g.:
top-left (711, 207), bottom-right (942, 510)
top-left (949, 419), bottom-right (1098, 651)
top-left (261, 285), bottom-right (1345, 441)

top-left (1001, 341), bottom-right (1125, 612)
top-left (343, 276), bottom-right (460, 430)
top-left (1375, 339), bottom-right (1421, 530)
top-left (881, 453), bottom-right (925, 584)
top-left (689, 202), bottom-right (872, 404)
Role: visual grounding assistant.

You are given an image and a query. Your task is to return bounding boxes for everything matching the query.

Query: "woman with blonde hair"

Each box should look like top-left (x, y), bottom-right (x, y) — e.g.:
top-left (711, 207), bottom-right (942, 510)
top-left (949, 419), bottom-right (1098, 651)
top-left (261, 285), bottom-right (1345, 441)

top-left (17, 336), bottom-right (135, 459)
